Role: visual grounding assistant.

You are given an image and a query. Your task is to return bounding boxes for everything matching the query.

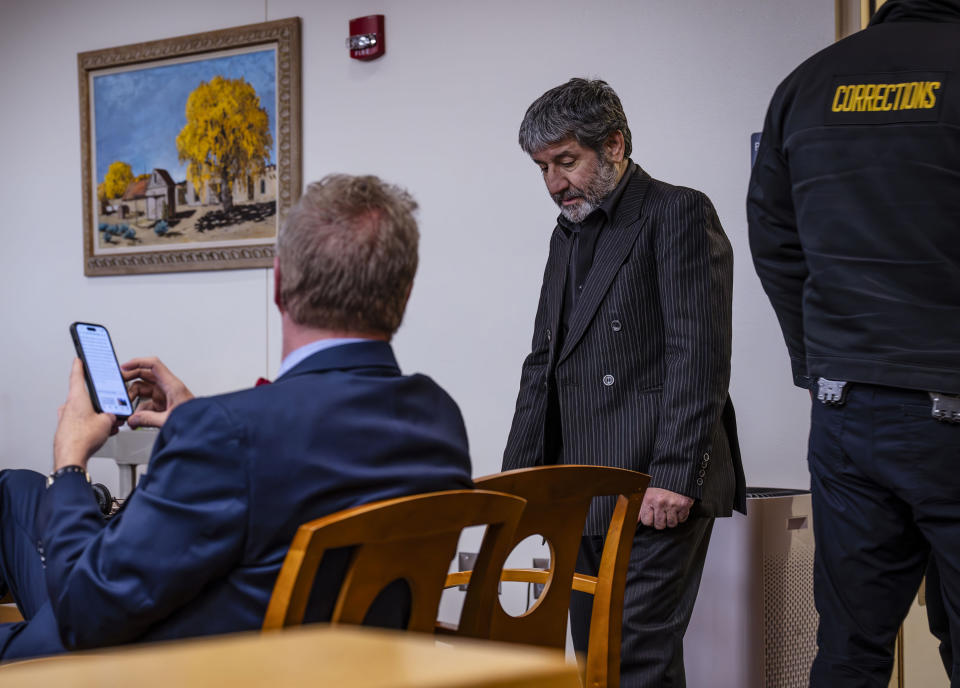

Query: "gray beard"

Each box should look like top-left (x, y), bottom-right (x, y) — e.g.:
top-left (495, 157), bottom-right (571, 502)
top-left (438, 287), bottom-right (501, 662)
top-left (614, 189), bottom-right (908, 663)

top-left (555, 157), bottom-right (620, 224)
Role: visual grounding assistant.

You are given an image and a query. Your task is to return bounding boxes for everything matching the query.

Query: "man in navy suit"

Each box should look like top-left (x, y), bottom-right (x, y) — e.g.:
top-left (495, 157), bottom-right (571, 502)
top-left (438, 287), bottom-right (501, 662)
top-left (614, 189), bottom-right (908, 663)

top-left (0, 174), bottom-right (473, 661)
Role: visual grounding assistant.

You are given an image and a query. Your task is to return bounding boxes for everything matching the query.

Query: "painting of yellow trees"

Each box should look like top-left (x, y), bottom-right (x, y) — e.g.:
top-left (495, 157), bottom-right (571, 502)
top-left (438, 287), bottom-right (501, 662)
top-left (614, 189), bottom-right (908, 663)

top-left (79, 19), bottom-right (301, 275)
top-left (177, 76), bottom-right (272, 214)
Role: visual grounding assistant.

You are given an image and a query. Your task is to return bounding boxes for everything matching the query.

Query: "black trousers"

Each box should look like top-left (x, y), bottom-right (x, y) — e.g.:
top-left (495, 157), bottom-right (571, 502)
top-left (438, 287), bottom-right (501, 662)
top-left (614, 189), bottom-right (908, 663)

top-left (808, 384), bottom-right (960, 688)
top-left (928, 556), bottom-right (955, 677)
top-left (570, 517), bottom-right (714, 688)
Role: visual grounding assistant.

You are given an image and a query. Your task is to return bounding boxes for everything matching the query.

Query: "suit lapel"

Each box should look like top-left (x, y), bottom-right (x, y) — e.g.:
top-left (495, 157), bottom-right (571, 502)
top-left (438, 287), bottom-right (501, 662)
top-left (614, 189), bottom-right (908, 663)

top-left (546, 228), bottom-right (573, 364)
top-left (557, 169), bottom-right (651, 365)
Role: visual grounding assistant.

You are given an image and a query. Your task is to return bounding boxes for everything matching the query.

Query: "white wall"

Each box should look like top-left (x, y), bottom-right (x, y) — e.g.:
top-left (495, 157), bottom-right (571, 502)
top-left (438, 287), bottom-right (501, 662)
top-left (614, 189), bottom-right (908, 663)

top-left (0, 0), bottom-right (830, 497)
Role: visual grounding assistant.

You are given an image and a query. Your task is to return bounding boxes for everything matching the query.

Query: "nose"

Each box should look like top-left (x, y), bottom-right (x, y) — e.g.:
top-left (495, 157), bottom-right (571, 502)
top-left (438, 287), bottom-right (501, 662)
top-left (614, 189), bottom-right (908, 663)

top-left (544, 168), bottom-right (568, 196)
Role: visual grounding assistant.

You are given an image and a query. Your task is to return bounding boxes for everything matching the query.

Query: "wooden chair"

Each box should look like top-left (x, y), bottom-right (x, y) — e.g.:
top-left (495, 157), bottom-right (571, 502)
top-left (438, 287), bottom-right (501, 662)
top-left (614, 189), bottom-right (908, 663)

top-left (444, 466), bottom-right (649, 688)
top-left (262, 489), bottom-right (525, 637)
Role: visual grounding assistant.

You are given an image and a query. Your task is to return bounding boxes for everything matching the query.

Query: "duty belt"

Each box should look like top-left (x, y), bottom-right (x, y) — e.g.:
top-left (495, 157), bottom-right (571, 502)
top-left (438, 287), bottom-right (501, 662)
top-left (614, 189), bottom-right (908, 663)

top-left (816, 377), bottom-right (960, 423)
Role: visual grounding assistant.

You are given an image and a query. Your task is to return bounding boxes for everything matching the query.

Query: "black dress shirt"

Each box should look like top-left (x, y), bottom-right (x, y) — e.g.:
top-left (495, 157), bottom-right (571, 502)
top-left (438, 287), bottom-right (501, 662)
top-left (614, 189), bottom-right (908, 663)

top-left (556, 161), bottom-right (637, 348)
top-left (546, 161), bottom-right (637, 462)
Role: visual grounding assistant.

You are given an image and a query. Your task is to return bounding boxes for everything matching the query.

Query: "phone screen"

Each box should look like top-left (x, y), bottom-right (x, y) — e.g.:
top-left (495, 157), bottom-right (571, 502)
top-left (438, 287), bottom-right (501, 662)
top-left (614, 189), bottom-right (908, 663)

top-left (71, 323), bottom-right (132, 417)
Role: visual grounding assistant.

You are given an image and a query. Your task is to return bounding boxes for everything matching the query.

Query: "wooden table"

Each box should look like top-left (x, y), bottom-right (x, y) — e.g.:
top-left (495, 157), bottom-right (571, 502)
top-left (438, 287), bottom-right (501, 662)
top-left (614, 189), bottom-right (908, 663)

top-left (0, 625), bottom-right (580, 688)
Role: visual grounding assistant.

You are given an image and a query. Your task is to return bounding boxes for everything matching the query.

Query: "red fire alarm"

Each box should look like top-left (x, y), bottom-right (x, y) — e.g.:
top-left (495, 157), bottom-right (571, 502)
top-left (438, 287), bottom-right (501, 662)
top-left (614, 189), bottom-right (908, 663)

top-left (347, 15), bottom-right (385, 61)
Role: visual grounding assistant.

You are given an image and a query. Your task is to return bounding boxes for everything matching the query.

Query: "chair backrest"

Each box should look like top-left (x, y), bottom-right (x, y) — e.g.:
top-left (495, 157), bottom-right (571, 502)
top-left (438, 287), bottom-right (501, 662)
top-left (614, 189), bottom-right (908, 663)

top-left (262, 489), bottom-right (525, 635)
top-left (466, 466), bottom-right (649, 688)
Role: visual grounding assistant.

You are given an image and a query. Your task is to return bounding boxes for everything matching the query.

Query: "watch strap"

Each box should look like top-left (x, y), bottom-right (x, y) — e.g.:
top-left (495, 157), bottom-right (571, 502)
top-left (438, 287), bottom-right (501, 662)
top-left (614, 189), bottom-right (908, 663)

top-left (47, 465), bottom-right (91, 488)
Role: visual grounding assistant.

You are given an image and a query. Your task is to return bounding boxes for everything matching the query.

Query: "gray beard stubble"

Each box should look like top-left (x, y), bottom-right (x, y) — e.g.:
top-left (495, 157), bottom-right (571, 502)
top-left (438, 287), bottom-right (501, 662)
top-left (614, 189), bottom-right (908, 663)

top-left (555, 156), bottom-right (620, 223)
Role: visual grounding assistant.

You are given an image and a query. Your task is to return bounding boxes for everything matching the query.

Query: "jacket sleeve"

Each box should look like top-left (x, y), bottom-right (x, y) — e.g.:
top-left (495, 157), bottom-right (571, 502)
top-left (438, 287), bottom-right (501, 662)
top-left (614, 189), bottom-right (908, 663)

top-left (502, 233), bottom-right (561, 470)
top-left (747, 93), bottom-right (810, 388)
top-left (648, 190), bottom-right (733, 499)
top-left (37, 398), bottom-right (249, 650)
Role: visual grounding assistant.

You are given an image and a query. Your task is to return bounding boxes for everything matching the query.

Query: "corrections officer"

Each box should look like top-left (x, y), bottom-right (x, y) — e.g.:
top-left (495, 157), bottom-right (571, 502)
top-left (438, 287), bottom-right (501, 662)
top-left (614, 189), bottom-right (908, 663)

top-left (748, 1), bottom-right (960, 685)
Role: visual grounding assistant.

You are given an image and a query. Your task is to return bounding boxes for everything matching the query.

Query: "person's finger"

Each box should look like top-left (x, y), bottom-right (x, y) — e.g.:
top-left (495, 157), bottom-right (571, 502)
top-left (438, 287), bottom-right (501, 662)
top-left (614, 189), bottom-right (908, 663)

top-left (127, 409), bottom-right (167, 430)
top-left (654, 506), bottom-right (667, 530)
top-left (120, 357), bottom-right (170, 385)
top-left (125, 365), bottom-right (159, 384)
top-left (132, 359), bottom-right (190, 405)
top-left (120, 356), bottom-right (161, 373)
top-left (640, 505), bottom-right (654, 527)
top-left (127, 383), bottom-right (169, 413)
top-left (66, 359), bottom-right (98, 415)
top-left (665, 509), bottom-right (679, 528)
top-left (67, 358), bottom-right (88, 400)
top-left (126, 380), bottom-right (156, 400)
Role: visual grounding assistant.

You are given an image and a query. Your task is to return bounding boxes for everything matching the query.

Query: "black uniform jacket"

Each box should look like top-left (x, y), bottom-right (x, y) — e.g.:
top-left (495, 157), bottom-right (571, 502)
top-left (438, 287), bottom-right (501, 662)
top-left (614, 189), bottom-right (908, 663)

top-left (748, 0), bottom-right (960, 394)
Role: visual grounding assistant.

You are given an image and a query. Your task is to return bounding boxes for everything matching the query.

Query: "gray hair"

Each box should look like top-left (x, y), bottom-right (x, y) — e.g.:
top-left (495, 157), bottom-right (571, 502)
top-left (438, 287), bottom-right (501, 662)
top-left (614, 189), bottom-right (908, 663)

top-left (277, 174), bottom-right (419, 338)
top-left (518, 78), bottom-right (632, 158)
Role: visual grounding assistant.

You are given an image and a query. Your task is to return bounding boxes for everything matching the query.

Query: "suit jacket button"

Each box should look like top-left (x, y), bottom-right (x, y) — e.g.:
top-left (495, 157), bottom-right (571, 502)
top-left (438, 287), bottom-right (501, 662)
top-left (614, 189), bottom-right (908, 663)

top-left (546, 328), bottom-right (551, 341)
top-left (611, 320), bottom-right (622, 332)
top-left (696, 478), bottom-right (704, 486)
top-left (602, 374), bottom-right (615, 386)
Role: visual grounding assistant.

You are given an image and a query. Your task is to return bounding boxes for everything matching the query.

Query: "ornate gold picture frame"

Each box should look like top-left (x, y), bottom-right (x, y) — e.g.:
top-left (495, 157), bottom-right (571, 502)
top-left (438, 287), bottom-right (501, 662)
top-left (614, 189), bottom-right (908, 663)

top-left (78, 18), bottom-right (301, 276)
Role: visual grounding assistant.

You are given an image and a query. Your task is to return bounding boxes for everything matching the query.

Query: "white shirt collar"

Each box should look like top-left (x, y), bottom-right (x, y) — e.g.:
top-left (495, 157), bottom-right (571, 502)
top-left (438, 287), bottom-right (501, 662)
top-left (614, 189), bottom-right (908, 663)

top-left (276, 338), bottom-right (372, 379)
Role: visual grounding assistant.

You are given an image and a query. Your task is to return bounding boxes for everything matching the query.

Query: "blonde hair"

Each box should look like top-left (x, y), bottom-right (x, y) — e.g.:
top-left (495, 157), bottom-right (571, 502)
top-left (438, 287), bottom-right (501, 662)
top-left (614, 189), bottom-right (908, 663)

top-left (277, 174), bottom-right (419, 338)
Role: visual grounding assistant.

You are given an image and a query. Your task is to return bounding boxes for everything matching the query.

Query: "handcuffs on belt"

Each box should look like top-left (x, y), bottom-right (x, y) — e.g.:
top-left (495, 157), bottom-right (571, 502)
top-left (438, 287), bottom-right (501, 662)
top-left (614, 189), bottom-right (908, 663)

top-left (816, 377), bottom-right (960, 424)
top-left (929, 392), bottom-right (960, 423)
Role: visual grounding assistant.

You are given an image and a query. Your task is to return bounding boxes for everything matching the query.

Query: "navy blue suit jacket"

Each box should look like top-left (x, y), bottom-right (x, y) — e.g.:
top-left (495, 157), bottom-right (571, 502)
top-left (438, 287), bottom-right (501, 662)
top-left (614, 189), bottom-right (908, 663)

top-left (35, 341), bottom-right (472, 650)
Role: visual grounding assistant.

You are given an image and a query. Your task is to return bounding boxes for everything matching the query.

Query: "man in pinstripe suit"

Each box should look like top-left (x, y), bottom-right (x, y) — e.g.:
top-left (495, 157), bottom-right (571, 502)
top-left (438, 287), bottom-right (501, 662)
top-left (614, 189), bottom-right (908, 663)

top-left (504, 78), bottom-right (745, 688)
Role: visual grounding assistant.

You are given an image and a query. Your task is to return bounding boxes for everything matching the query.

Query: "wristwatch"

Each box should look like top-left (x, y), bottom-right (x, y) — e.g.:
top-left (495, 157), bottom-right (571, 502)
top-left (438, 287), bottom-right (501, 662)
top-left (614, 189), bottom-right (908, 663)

top-left (47, 465), bottom-right (91, 488)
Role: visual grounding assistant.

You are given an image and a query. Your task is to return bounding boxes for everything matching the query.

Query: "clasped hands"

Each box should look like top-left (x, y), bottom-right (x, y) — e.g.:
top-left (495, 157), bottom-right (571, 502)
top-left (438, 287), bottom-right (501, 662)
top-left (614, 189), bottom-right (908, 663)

top-left (53, 357), bottom-right (192, 471)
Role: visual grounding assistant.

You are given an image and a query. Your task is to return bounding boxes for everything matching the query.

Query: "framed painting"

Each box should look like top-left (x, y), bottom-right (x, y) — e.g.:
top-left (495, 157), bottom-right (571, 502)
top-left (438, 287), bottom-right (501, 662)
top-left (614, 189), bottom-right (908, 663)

top-left (78, 18), bottom-right (301, 275)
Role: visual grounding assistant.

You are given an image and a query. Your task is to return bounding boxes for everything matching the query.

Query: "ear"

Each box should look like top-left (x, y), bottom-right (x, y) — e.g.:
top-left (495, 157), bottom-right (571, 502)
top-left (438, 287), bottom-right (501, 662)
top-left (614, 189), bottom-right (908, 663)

top-left (273, 256), bottom-right (284, 313)
top-left (603, 130), bottom-right (626, 163)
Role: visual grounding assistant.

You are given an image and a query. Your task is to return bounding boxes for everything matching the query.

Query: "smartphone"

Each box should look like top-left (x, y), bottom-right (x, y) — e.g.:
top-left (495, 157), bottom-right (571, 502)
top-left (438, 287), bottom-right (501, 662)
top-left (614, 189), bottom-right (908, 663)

top-left (69, 322), bottom-right (133, 419)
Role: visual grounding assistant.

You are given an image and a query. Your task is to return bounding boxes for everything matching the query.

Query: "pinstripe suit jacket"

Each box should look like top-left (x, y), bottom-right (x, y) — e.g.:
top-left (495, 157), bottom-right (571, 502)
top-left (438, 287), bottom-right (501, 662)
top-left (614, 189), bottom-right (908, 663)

top-left (503, 166), bottom-right (746, 534)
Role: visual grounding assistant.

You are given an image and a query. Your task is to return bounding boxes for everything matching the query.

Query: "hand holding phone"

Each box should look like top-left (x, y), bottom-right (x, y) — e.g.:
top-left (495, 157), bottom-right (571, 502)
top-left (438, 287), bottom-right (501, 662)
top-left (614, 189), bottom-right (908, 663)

top-left (53, 358), bottom-right (120, 471)
top-left (70, 322), bottom-right (133, 420)
top-left (121, 356), bottom-right (195, 429)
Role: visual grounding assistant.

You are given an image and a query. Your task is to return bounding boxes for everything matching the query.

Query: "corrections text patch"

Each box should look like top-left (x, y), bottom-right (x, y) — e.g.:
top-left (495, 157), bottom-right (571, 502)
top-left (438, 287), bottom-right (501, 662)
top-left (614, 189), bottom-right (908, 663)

top-left (825, 71), bottom-right (947, 125)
